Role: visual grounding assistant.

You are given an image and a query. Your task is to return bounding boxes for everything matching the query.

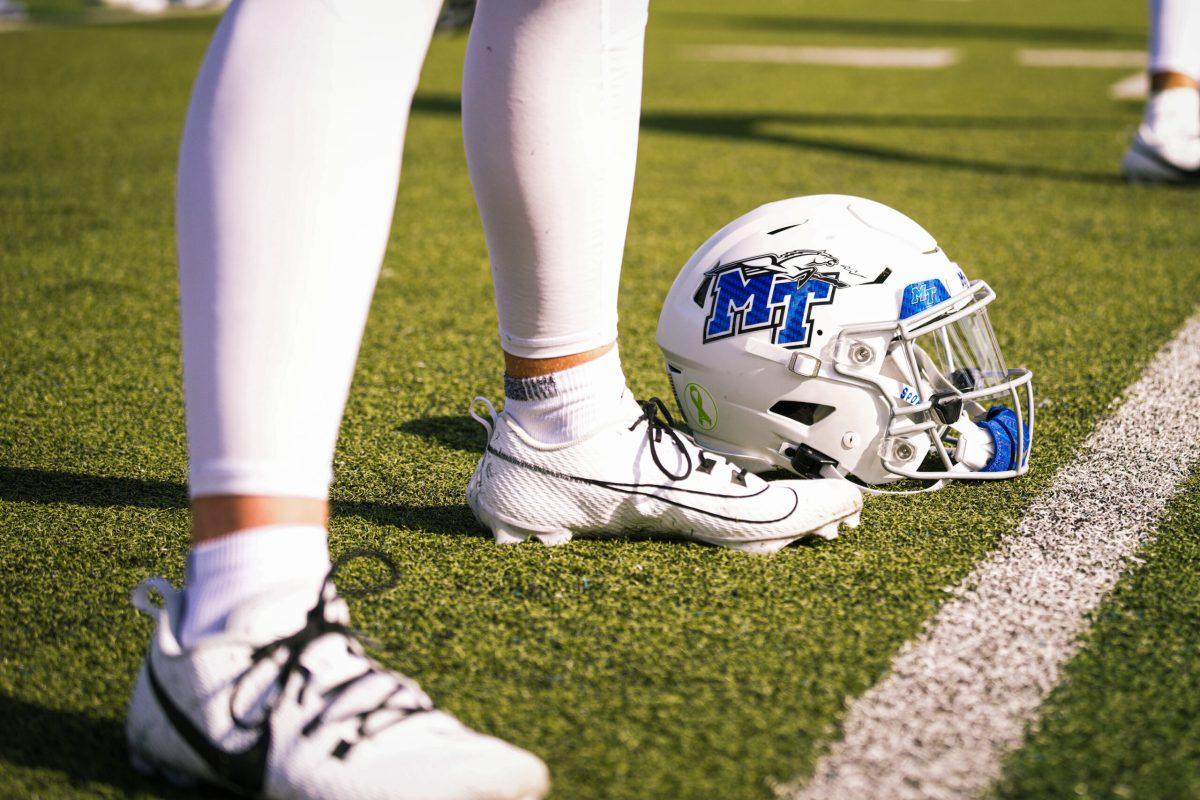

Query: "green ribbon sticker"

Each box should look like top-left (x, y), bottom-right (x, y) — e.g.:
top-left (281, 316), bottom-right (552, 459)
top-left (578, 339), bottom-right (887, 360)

top-left (685, 383), bottom-right (717, 431)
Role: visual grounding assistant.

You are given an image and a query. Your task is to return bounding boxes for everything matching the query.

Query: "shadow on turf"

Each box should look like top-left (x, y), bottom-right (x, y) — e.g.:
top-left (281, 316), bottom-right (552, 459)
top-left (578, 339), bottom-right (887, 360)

top-left (0, 693), bottom-right (227, 798)
top-left (662, 11), bottom-right (1144, 46)
top-left (0, 466), bottom-right (487, 539)
top-left (399, 414), bottom-right (481, 454)
top-left (411, 95), bottom-right (1126, 185)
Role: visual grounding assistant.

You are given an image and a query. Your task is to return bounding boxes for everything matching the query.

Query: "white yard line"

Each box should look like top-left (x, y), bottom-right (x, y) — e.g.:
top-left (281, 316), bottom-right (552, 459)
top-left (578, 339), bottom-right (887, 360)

top-left (0, 6), bottom-right (222, 32)
top-left (1016, 49), bottom-right (1146, 68)
top-left (1110, 71), bottom-right (1149, 100)
top-left (681, 45), bottom-right (958, 69)
top-left (0, 13), bottom-right (29, 31)
top-left (778, 311), bottom-right (1200, 800)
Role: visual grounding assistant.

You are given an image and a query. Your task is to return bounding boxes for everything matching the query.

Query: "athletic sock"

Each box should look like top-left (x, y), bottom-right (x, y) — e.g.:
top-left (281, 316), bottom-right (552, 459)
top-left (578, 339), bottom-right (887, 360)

top-left (503, 347), bottom-right (627, 444)
top-left (1145, 86), bottom-right (1200, 139)
top-left (179, 524), bottom-right (331, 648)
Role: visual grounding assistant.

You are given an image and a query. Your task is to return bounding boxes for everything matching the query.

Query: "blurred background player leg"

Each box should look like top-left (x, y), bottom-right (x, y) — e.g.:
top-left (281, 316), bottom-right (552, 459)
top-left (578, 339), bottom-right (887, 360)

top-left (126, 1), bottom-right (549, 796)
top-left (1122, 0), bottom-right (1200, 183)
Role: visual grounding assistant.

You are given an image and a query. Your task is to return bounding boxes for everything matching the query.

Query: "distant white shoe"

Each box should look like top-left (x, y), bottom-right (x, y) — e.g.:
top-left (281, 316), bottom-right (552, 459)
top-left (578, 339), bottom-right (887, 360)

top-left (1122, 129), bottom-right (1200, 184)
top-left (1121, 88), bottom-right (1200, 184)
top-left (0, 0), bottom-right (28, 22)
top-left (126, 566), bottom-right (550, 800)
top-left (466, 393), bottom-right (863, 554)
top-left (101, 0), bottom-right (228, 13)
top-left (101, 0), bottom-right (170, 14)
top-left (175, 0), bottom-right (231, 9)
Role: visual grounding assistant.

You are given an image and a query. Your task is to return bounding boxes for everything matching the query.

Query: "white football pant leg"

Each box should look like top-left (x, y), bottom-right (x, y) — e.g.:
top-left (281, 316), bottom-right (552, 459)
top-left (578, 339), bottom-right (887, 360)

top-left (178, 0), bottom-right (442, 499)
top-left (1149, 0), bottom-right (1200, 80)
top-left (463, 0), bottom-right (650, 359)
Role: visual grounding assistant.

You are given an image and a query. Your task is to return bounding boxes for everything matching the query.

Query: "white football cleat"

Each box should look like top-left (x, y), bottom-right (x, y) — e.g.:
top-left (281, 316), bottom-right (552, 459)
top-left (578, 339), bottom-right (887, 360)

top-left (466, 393), bottom-right (863, 554)
top-left (1122, 129), bottom-right (1200, 184)
top-left (1121, 89), bottom-right (1200, 184)
top-left (126, 565), bottom-right (550, 800)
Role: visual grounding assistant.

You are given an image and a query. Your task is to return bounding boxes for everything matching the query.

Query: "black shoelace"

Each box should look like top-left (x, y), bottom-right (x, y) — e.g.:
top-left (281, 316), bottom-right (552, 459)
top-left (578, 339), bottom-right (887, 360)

top-left (628, 397), bottom-right (748, 485)
top-left (228, 550), bottom-right (433, 760)
top-left (629, 397), bottom-right (697, 481)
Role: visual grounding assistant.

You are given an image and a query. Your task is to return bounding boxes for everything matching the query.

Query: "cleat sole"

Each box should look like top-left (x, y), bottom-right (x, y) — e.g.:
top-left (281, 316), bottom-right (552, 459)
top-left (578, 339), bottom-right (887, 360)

top-left (475, 506), bottom-right (575, 547)
top-left (476, 501), bottom-right (862, 553)
top-left (813, 521), bottom-right (840, 540)
top-left (533, 530), bottom-right (573, 546)
top-left (492, 527), bottom-right (526, 545)
top-left (723, 536), bottom-right (796, 554)
top-left (712, 506), bottom-right (861, 554)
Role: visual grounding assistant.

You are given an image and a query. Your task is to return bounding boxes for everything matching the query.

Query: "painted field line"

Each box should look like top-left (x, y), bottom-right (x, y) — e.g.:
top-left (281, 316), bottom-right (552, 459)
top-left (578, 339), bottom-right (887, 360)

top-left (0, 5), bottom-right (222, 32)
top-left (778, 310), bottom-right (1200, 800)
top-left (681, 45), bottom-right (958, 69)
top-left (0, 6), bottom-right (28, 31)
top-left (1110, 71), bottom-right (1149, 100)
top-left (1016, 49), bottom-right (1145, 68)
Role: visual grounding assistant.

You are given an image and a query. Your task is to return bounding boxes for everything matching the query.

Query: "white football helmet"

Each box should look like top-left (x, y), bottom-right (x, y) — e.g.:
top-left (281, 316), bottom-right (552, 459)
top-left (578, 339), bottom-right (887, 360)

top-left (656, 194), bottom-right (1033, 491)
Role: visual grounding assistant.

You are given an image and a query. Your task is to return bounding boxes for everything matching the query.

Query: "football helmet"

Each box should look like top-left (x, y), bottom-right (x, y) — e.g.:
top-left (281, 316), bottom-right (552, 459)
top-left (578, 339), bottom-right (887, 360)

top-left (656, 194), bottom-right (1033, 491)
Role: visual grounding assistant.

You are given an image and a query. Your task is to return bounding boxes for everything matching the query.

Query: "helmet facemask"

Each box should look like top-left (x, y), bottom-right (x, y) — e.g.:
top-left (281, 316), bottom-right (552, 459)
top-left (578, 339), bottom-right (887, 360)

top-left (832, 280), bottom-right (1034, 489)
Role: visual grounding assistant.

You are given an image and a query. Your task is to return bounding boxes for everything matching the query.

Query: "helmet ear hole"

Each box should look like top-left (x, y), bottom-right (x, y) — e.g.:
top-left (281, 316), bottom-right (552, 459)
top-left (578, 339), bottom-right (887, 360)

top-left (769, 400), bottom-right (835, 426)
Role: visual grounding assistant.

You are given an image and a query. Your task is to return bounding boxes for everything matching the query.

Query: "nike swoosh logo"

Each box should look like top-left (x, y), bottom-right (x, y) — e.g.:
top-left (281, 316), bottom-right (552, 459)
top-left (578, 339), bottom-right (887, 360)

top-left (146, 658), bottom-right (270, 795)
top-left (485, 445), bottom-right (800, 524)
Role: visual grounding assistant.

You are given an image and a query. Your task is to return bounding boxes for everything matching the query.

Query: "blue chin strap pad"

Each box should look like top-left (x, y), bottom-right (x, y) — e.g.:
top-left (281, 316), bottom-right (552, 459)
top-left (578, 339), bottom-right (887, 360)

top-left (977, 406), bottom-right (1029, 473)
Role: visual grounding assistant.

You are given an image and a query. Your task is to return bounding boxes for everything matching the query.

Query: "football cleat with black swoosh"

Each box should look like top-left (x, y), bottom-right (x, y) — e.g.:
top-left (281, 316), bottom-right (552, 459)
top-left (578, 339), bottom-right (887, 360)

top-left (466, 393), bottom-right (862, 554)
top-left (125, 569), bottom-right (549, 800)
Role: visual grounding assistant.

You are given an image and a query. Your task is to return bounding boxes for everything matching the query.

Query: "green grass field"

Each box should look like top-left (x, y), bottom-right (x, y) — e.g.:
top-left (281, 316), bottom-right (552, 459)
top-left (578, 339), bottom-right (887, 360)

top-left (2, 2), bottom-right (1200, 798)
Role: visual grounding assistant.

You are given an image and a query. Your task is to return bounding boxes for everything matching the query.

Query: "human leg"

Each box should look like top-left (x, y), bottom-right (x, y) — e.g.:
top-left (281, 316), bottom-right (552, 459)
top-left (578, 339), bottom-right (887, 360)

top-left (461, 0), bottom-right (862, 550)
top-left (129, 3), bottom-right (549, 795)
top-left (1122, 0), bottom-right (1200, 182)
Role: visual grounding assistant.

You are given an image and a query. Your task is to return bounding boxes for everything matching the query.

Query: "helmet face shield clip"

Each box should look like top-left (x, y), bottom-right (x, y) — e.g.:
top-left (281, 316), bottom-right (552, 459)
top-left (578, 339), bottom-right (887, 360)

top-left (930, 391), bottom-right (964, 425)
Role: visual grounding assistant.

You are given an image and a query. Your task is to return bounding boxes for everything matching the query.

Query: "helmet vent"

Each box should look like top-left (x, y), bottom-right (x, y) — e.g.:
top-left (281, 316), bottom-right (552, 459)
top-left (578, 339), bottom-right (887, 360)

top-left (769, 400), bottom-right (835, 426)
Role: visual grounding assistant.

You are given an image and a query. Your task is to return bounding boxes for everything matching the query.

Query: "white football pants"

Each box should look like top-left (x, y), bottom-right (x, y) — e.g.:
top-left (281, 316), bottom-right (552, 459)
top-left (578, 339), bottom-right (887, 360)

top-left (1149, 0), bottom-right (1200, 79)
top-left (178, 0), bottom-right (647, 499)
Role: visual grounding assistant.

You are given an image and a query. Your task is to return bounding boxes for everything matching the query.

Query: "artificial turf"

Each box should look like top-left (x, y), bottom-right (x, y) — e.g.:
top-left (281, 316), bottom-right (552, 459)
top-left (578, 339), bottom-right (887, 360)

top-left (2, 1), bottom-right (1199, 798)
top-left (995, 467), bottom-right (1200, 800)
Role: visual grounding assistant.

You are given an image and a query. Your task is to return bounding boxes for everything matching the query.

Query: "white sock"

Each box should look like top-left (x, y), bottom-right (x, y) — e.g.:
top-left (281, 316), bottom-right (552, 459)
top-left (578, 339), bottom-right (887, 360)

top-left (503, 347), bottom-right (628, 444)
top-left (180, 524), bottom-right (331, 647)
top-left (1145, 87), bottom-right (1200, 139)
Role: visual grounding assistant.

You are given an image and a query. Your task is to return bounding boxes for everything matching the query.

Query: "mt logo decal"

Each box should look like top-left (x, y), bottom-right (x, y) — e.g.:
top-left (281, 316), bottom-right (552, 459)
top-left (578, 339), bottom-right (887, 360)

top-left (698, 250), bottom-right (847, 347)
